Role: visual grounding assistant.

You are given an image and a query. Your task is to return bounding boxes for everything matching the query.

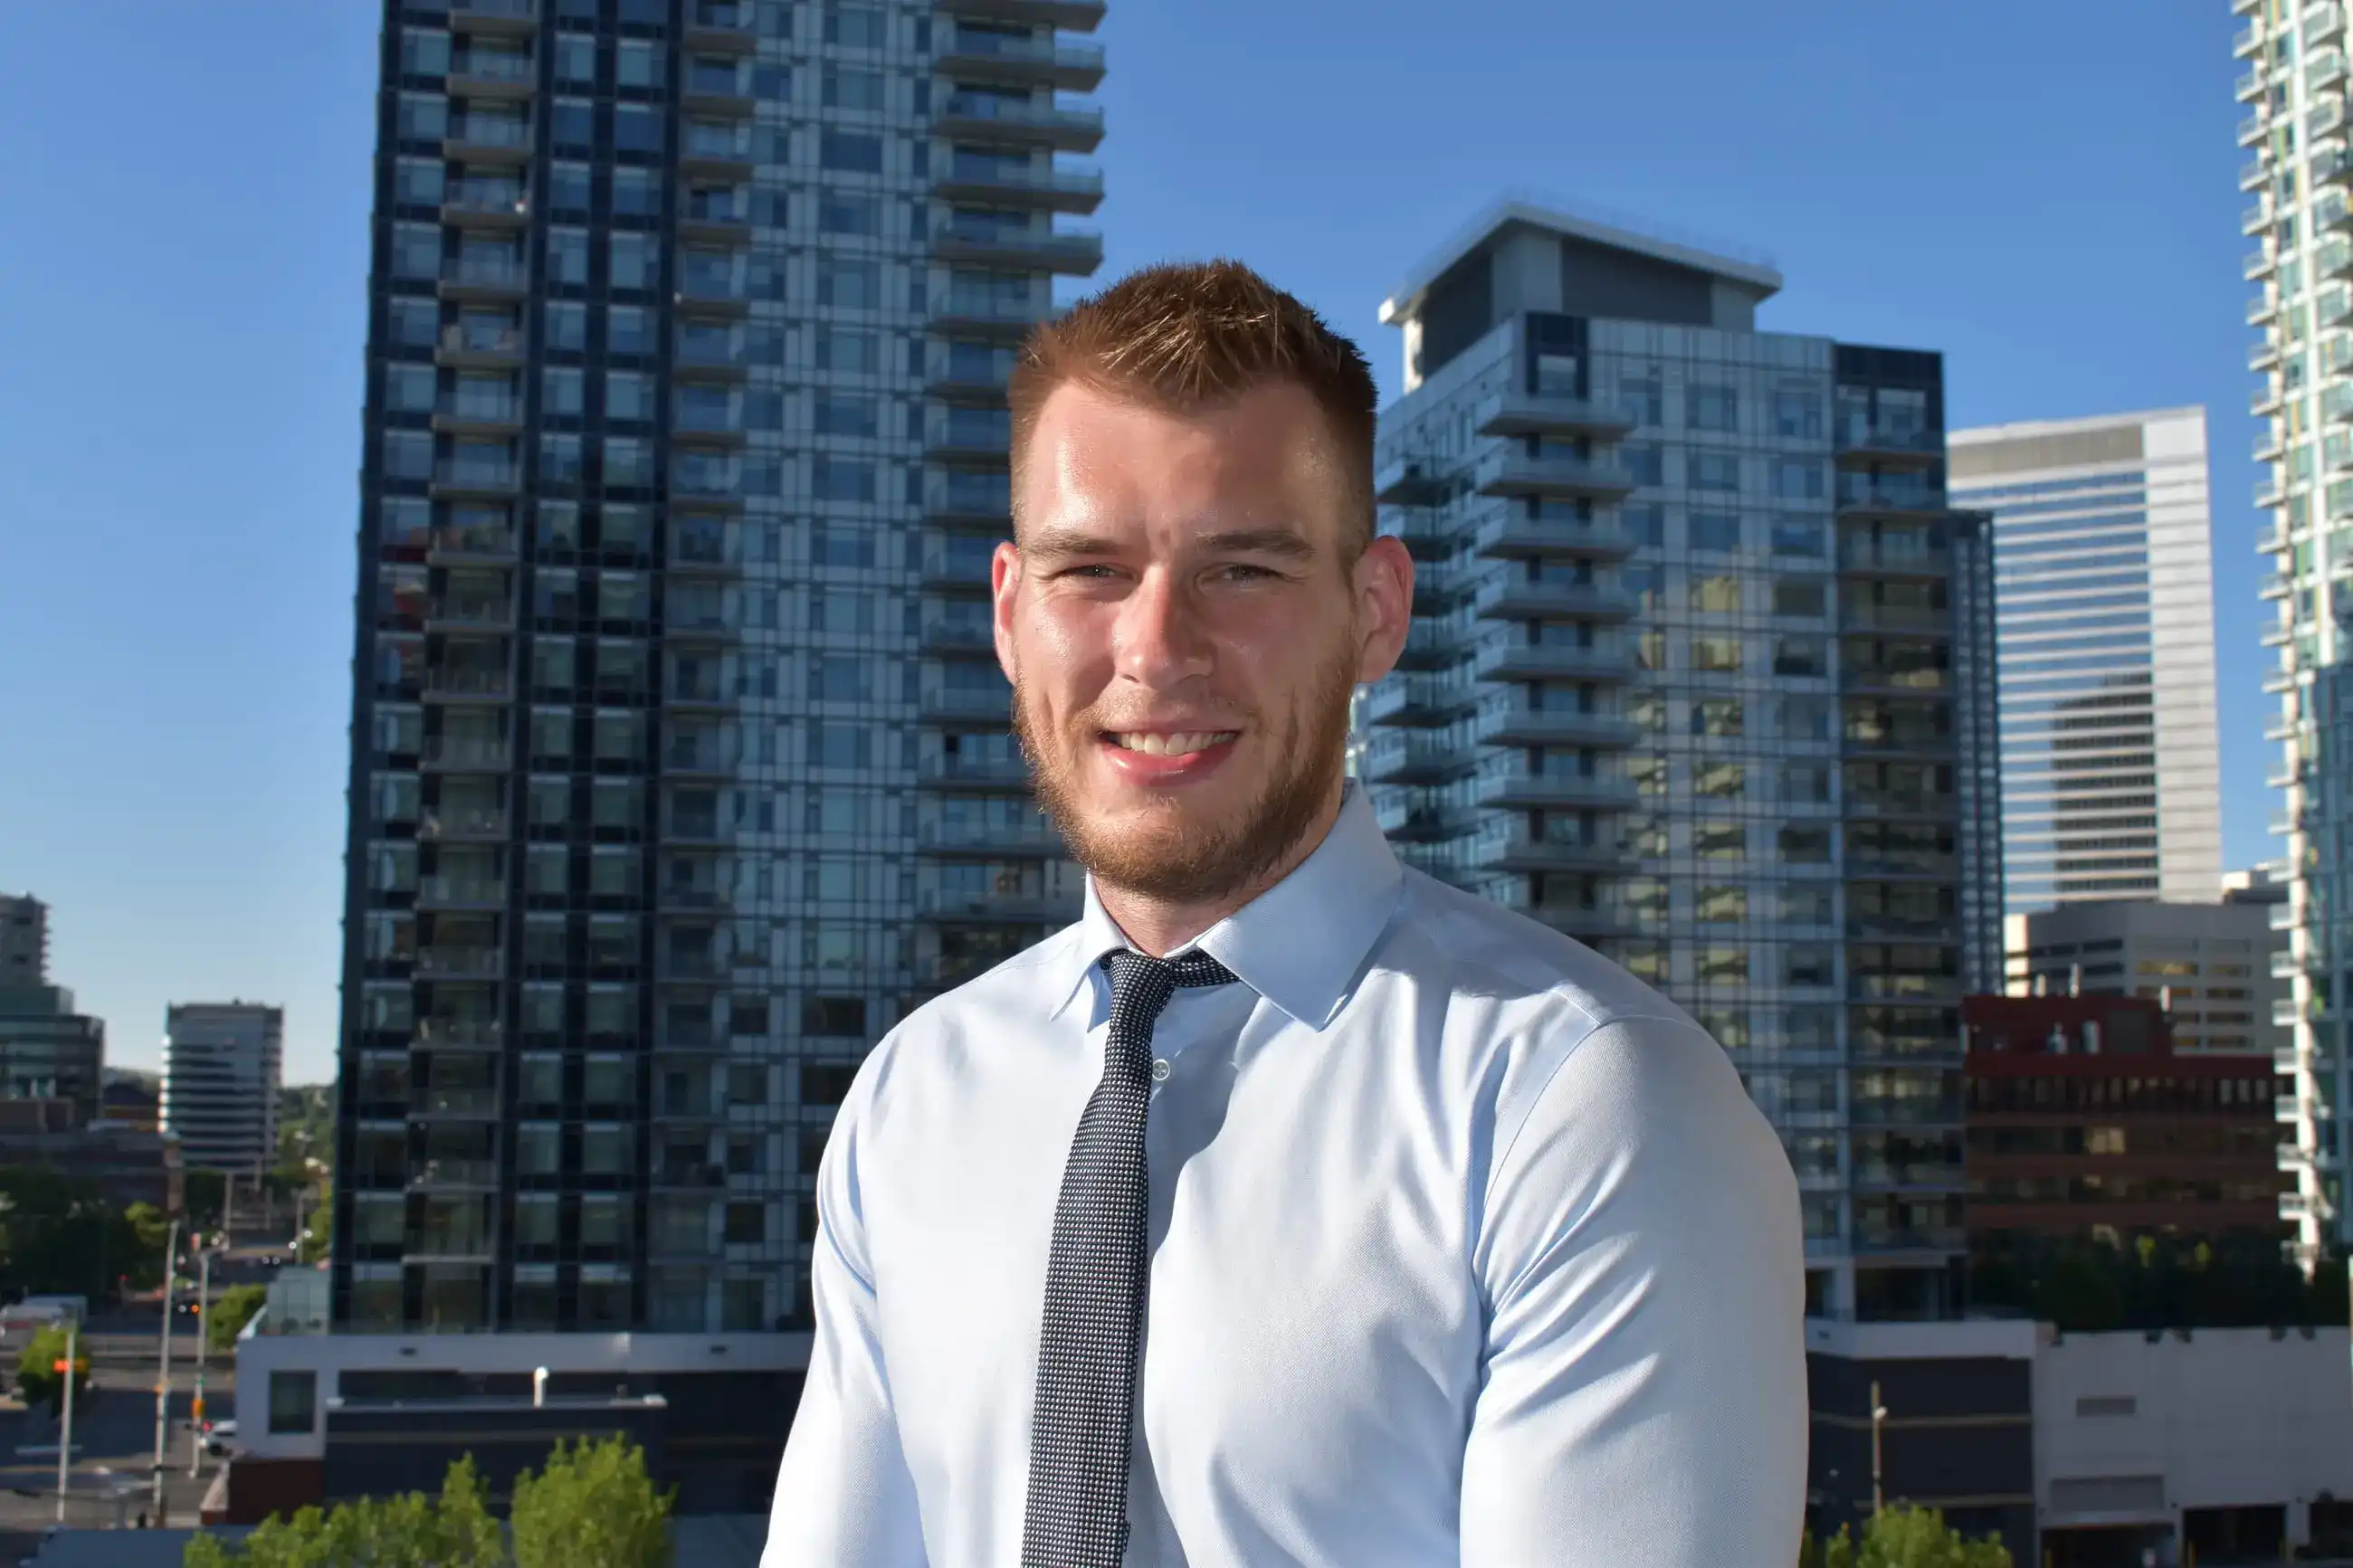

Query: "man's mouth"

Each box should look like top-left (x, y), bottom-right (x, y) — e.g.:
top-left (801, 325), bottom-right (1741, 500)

top-left (1104, 730), bottom-right (1240, 756)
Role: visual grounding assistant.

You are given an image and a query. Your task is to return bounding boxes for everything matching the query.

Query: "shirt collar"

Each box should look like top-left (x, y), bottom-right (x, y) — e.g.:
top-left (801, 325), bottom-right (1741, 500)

top-left (1044, 785), bottom-right (1405, 1031)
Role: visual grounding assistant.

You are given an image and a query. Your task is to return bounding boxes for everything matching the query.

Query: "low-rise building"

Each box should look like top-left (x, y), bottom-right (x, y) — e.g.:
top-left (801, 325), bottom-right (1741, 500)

top-left (1962, 993), bottom-right (2285, 1252)
top-left (0, 983), bottom-right (103, 1127)
top-left (0, 1097), bottom-right (184, 1213)
top-left (2004, 898), bottom-right (2282, 1059)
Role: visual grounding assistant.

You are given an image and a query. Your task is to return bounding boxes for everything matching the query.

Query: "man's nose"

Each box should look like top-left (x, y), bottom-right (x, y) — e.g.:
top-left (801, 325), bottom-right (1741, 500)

top-left (1112, 568), bottom-right (1213, 689)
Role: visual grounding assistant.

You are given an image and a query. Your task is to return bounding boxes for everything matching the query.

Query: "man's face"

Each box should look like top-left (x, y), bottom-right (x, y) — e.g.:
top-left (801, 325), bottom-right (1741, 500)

top-left (994, 380), bottom-right (1412, 905)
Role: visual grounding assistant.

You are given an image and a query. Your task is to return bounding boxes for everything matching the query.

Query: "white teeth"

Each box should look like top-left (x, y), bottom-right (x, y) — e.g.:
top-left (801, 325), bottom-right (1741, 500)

top-left (1112, 731), bottom-right (1236, 756)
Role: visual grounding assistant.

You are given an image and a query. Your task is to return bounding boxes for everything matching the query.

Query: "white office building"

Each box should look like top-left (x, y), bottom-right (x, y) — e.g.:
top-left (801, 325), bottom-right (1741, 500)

top-left (1948, 408), bottom-right (2223, 914)
top-left (163, 1003), bottom-right (282, 1175)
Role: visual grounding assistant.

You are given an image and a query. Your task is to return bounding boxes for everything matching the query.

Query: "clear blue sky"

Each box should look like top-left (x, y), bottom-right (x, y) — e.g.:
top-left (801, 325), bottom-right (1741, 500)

top-left (0, 1), bottom-right (2262, 1082)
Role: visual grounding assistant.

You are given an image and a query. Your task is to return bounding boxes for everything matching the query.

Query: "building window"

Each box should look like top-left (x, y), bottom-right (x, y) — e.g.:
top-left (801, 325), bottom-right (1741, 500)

top-left (1773, 459), bottom-right (1825, 500)
top-left (820, 130), bottom-right (884, 174)
top-left (1688, 385), bottom-right (1739, 432)
top-left (802, 1061), bottom-right (860, 1105)
top-left (802, 994), bottom-right (867, 1037)
top-left (1690, 452), bottom-right (1741, 493)
top-left (268, 1371), bottom-right (317, 1436)
top-left (1690, 512), bottom-right (1742, 553)
top-left (1771, 516), bottom-right (1825, 557)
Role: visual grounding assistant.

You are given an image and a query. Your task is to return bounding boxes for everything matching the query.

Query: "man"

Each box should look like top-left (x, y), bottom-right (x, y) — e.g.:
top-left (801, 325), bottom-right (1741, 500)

top-left (764, 261), bottom-right (1805, 1566)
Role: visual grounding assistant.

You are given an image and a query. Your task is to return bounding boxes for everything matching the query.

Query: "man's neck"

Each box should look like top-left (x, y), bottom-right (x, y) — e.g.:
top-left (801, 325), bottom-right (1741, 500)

top-left (1093, 787), bottom-right (1347, 957)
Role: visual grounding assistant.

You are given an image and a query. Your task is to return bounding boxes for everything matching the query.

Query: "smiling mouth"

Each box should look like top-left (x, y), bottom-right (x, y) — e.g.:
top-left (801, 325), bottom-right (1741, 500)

top-left (1103, 731), bottom-right (1240, 756)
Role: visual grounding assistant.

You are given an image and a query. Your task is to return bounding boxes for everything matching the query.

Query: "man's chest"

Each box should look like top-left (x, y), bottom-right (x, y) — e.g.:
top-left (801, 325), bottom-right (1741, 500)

top-left (858, 1034), bottom-right (1485, 1553)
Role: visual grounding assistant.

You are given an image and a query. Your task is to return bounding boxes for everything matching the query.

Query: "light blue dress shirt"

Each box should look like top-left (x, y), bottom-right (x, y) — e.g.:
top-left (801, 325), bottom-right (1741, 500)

top-left (763, 787), bottom-right (1806, 1566)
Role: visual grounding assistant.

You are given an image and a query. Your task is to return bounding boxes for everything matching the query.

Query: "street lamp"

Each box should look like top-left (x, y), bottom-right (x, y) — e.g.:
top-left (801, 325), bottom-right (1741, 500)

top-left (189, 1238), bottom-right (225, 1477)
top-left (1870, 1379), bottom-right (1890, 1518)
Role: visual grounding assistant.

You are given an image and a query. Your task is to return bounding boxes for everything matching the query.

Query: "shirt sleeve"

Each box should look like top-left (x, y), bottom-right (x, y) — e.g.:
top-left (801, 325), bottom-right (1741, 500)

top-left (762, 1072), bottom-right (930, 1568)
top-left (1461, 1014), bottom-right (1807, 1568)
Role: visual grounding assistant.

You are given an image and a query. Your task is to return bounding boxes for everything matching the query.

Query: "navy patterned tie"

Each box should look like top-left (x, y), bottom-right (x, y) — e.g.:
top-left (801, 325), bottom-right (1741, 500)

top-left (1022, 948), bottom-right (1239, 1568)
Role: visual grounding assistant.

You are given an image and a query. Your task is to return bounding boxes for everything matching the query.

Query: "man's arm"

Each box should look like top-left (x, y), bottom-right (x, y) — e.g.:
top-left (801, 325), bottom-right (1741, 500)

top-left (761, 1080), bottom-right (929, 1568)
top-left (1461, 1015), bottom-right (1806, 1567)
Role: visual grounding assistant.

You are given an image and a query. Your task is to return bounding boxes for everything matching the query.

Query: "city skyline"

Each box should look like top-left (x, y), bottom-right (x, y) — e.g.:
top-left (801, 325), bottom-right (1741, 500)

top-left (0, 1), bottom-right (2265, 1083)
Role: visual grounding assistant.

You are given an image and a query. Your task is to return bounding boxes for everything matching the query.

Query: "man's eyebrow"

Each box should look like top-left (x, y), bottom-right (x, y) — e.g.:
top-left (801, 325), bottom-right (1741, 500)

top-left (1019, 529), bottom-right (1124, 563)
top-left (1194, 527), bottom-right (1318, 561)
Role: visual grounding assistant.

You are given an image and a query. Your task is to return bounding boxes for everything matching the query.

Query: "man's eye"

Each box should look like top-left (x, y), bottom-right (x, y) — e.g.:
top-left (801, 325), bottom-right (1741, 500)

top-left (1215, 564), bottom-right (1278, 583)
top-left (1055, 564), bottom-right (1121, 580)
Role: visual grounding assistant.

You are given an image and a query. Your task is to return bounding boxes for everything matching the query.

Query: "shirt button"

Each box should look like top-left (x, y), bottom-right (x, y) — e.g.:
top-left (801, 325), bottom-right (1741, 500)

top-left (1150, 1058), bottom-right (1171, 1083)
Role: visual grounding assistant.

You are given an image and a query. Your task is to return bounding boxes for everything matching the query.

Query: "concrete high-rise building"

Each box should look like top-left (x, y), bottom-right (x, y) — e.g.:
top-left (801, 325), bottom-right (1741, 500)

top-left (2237, 0), bottom-right (2353, 1269)
top-left (164, 1003), bottom-right (283, 1175)
top-left (2003, 900), bottom-right (2287, 1060)
top-left (0, 985), bottom-right (103, 1129)
top-left (1362, 198), bottom-right (2002, 1321)
top-left (330, 0), bottom-right (1104, 1354)
top-left (1948, 408), bottom-right (2224, 913)
top-left (0, 895), bottom-right (47, 987)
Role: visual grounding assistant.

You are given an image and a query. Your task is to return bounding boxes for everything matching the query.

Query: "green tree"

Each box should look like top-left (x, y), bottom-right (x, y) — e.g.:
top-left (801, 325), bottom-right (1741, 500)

top-left (207, 1283), bottom-right (271, 1354)
top-left (294, 1188), bottom-right (331, 1266)
top-left (510, 1435), bottom-right (673, 1568)
top-left (0, 1166), bottom-right (167, 1303)
top-left (15, 1322), bottom-right (89, 1419)
top-left (177, 1458), bottom-right (500, 1568)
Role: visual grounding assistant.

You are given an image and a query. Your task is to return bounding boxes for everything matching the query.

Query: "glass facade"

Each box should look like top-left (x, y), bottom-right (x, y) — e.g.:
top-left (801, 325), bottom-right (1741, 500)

top-left (1948, 409), bottom-right (2224, 915)
top-left (2237, 0), bottom-right (2353, 1268)
top-left (1366, 209), bottom-right (2000, 1320)
top-left (335, 0), bottom-right (1104, 1333)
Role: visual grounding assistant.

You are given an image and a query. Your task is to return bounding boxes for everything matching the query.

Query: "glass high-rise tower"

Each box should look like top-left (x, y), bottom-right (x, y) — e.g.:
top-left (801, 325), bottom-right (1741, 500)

top-left (1364, 200), bottom-right (2002, 1322)
top-left (334, 0), bottom-right (1103, 1336)
top-left (1948, 408), bottom-right (2224, 914)
top-left (2237, 0), bottom-right (2353, 1269)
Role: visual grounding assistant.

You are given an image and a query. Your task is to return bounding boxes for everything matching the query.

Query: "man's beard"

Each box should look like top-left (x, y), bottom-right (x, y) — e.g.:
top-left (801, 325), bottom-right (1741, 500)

top-left (1014, 650), bottom-right (1358, 907)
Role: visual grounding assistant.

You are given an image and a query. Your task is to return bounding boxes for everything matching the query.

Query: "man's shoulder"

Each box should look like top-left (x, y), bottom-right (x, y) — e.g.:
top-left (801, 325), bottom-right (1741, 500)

top-left (1384, 867), bottom-right (1699, 1040)
top-left (838, 921), bottom-right (1084, 1110)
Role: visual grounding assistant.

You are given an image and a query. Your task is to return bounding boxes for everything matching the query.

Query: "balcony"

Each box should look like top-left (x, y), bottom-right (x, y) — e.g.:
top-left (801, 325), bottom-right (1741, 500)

top-left (1373, 460), bottom-right (1450, 507)
top-left (1475, 578), bottom-right (1639, 622)
top-left (672, 333), bottom-right (748, 382)
top-left (920, 682), bottom-right (1013, 723)
top-left (449, 52), bottom-right (535, 101)
top-left (422, 669), bottom-right (512, 704)
top-left (1475, 830), bottom-right (1624, 876)
top-left (1473, 449), bottom-right (1635, 500)
top-left (917, 751), bottom-right (1032, 792)
top-left (417, 874), bottom-right (506, 914)
top-left (1474, 770), bottom-right (1641, 812)
top-left (422, 738), bottom-right (510, 773)
top-left (919, 614), bottom-right (996, 655)
top-left (438, 255), bottom-right (529, 303)
top-left (916, 887), bottom-right (1081, 923)
top-left (1520, 902), bottom-right (1654, 941)
top-left (444, 115), bottom-right (532, 165)
top-left (936, 93), bottom-right (1103, 153)
top-left (449, 0), bottom-right (537, 35)
top-left (929, 158), bottom-right (1104, 214)
top-left (678, 127), bottom-right (755, 179)
top-left (2240, 109), bottom-right (2270, 147)
top-left (1359, 672), bottom-right (1478, 727)
top-left (2317, 49), bottom-right (2349, 91)
top-left (931, 289), bottom-right (1054, 340)
top-left (931, 219), bottom-right (1104, 275)
top-left (1833, 423), bottom-right (1943, 468)
top-left (1834, 475), bottom-right (1947, 518)
top-left (1842, 791), bottom-right (1958, 822)
top-left (442, 178), bottom-right (529, 229)
top-left (915, 817), bottom-right (1063, 857)
top-left (1361, 729), bottom-right (1472, 785)
top-left (928, 408), bottom-right (1014, 464)
top-left (434, 325), bottom-right (525, 373)
top-left (433, 394), bottom-right (523, 436)
top-left (2240, 63), bottom-right (2270, 102)
top-left (678, 192), bottom-right (754, 245)
top-left (931, 0), bottom-right (1107, 37)
top-left (2247, 244), bottom-right (2279, 282)
top-left (1841, 602), bottom-right (1950, 636)
top-left (938, 30), bottom-right (1106, 91)
top-left (682, 64), bottom-right (757, 118)
top-left (1475, 640), bottom-right (1635, 684)
top-left (1481, 708), bottom-right (1640, 749)
top-left (1838, 536), bottom-right (1951, 579)
top-left (920, 537), bottom-right (1003, 591)
top-left (2243, 197), bottom-right (2275, 236)
top-left (685, 0), bottom-right (760, 51)
top-left (926, 476), bottom-right (1013, 530)
top-left (1473, 390), bottom-right (1634, 442)
top-left (418, 805), bottom-right (509, 842)
top-left (414, 948), bottom-right (505, 982)
top-left (661, 736), bottom-right (739, 778)
top-left (2315, 96), bottom-right (2348, 139)
top-left (1472, 510), bottom-right (1636, 561)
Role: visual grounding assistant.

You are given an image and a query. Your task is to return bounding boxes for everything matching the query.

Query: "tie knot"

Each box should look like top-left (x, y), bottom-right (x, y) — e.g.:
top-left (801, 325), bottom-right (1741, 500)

top-left (1099, 949), bottom-right (1237, 1035)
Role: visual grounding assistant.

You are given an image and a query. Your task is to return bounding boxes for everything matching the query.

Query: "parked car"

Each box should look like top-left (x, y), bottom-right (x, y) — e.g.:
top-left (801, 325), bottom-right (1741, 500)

top-left (203, 1419), bottom-right (237, 1457)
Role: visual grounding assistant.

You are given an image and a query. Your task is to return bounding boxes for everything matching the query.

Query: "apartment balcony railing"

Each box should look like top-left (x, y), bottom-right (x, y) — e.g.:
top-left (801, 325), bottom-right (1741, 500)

top-left (938, 29), bottom-right (1106, 90)
top-left (936, 93), bottom-right (1104, 154)
top-left (445, 116), bottom-right (532, 157)
top-left (1472, 389), bottom-right (1634, 442)
top-left (1473, 449), bottom-right (1635, 501)
top-left (425, 525), bottom-right (518, 564)
top-left (916, 753), bottom-right (1032, 792)
top-left (931, 220), bottom-right (1104, 274)
top-left (1834, 475), bottom-right (1947, 517)
top-left (1473, 770), bottom-right (1642, 812)
top-left (410, 1158), bottom-right (500, 1189)
top-left (1470, 508), bottom-right (1637, 562)
top-left (930, 157), bottom-right (1105, 214)
top-left (417, 876), bottom-right (506, 911)
top-left (414, 948), bottom-right (505, 981)
top-left (915, 817), bottom-right (1063, 856)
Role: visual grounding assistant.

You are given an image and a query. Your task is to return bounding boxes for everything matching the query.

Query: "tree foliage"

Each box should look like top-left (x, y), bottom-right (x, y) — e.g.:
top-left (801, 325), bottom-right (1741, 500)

top-left (0, 1165), bottom-right (168, 1301)
top-left (207, 1283), bottom-right (271, 1354)
top-left (15, 1321), bottom-right (89, 1419)
top-left (1970, 1231), bottom-right (2346, 1332)
top-left (182, 1456), bottom-right (502, 1568)
top-left (1802, 1506), bottom-right (2013, 1568)
top-left (179, 1443), bottom-right (670, 1567)
top-left (510, 1436), bottom-right (673, 1568)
